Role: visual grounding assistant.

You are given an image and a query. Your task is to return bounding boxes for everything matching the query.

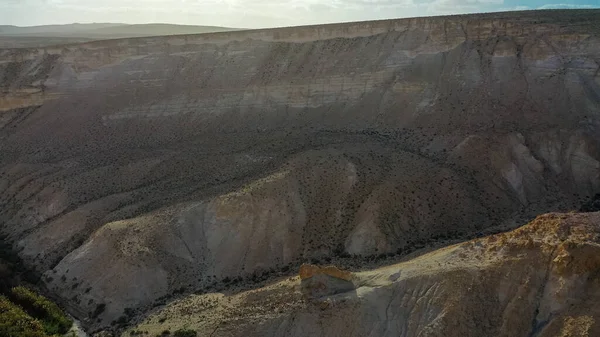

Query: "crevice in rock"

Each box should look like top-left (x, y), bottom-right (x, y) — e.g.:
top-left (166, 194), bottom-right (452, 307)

top-left (527, 246), bottom-right (557, 337)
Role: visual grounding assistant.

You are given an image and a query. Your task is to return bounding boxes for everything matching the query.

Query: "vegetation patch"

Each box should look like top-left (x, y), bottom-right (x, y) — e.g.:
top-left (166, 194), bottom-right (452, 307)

top-left (173, 328), bottom-right (197, 337)
top-left (0, 237), bottom-right (73, 336)
top-left (0, 296), bottom-right (47, 337)
top-left (0, 287), bottom-right (73, 337)
top-left (7, 286), bottom-right (72, 335)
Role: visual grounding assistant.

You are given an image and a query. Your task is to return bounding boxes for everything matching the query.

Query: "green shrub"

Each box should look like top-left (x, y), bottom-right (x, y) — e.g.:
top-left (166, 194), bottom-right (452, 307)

top-left (173, 329), bottom-right (197, 337)
top-left (9, 286), bottom-right (72, 335)
top-left (0, 296), bottom-right (47, 337)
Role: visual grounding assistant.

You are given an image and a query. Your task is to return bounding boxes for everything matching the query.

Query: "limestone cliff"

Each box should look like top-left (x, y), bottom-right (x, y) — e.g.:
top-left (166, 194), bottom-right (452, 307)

top-left (0, 9), bottom-right (599, 330)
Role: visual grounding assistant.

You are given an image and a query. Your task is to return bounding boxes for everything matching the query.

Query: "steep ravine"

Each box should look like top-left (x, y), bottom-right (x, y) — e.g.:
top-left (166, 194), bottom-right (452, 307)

top-left (0, 9), bottom-right (600, 334)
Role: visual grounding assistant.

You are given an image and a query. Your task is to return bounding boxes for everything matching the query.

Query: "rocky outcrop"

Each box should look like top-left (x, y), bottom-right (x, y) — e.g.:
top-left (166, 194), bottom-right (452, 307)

top-left (299, 264), bottom-right (353, 281)
top-left (299, 264), bottom-right (355, 298)
top-left (129, 211), bottom-right (600, 337)
top-left (0, 9), bottom-right (600, 329)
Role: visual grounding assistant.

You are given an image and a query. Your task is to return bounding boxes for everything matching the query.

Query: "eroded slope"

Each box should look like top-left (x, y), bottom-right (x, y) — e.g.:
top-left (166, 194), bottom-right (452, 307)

top-left (0, 9), bottom-right (599, 329)
top-left (130, 212), bottom-right (600, 337)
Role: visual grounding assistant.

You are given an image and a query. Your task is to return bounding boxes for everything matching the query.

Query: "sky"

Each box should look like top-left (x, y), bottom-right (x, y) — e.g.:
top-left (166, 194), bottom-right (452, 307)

top-left (1, 0), bottom-right (599, 28)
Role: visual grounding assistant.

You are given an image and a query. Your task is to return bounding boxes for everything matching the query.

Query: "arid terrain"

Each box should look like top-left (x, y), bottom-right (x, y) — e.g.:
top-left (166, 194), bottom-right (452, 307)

top-left (1, 9), bottom-right (600, 336)
top-left (129, 212), bottom-right (600, 337)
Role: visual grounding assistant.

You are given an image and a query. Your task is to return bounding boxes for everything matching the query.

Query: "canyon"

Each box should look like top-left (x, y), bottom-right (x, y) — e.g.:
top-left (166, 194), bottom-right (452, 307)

top-left (1, 9), bottom-right (600, 336)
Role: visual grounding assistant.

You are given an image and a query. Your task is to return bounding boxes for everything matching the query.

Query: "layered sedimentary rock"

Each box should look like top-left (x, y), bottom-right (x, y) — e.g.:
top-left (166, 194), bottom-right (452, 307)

top-left (130, 212), bottom-right (600, 337)
top-left (1, 10), bottom-right (600, 329)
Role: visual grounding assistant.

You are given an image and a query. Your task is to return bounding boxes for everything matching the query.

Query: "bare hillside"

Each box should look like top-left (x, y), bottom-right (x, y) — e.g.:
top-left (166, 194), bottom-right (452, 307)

top-left (0, 9), bottom-right (599, 335)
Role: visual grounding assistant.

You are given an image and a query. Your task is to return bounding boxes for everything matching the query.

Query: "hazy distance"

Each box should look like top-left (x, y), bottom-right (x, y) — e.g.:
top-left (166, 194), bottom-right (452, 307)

top-left (1, 0), bottom-right (599, 29)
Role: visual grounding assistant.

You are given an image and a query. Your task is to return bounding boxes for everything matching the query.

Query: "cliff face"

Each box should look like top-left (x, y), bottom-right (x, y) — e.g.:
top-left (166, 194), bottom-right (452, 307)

top-left (1, 10), bottom-right (600, 330)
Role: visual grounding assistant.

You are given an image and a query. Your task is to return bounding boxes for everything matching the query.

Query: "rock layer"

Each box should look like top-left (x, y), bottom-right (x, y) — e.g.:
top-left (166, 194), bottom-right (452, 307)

top-left (0, 9), bottom-right (600, 328)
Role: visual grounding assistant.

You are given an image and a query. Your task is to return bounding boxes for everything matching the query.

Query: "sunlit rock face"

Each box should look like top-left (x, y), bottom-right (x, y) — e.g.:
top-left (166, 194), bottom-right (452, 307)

top-left (0, 9), bottom-right (599, 329)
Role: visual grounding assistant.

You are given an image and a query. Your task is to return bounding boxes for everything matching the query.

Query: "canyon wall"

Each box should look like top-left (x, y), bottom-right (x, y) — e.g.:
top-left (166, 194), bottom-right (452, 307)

top-left (1, 10), bottom-right (599, 329)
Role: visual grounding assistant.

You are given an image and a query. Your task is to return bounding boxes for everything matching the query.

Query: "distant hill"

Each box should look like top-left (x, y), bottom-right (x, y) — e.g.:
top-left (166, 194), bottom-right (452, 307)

top-left (73, 23), bottom-right (242, 38)
top-left (0, 23), bottom-right (126, 35)
top-left (0, 23), bottom-right (241, 48)
top-left (0, 36), bottom-right (96, 48)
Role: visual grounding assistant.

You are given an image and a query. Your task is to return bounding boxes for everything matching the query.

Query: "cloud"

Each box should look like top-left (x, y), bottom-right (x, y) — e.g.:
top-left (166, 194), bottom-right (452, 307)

top-left (427, 0), bottom-right (504, 14)
top-left (497, 5), bottom-right (530, 11)
top-left (538, 3), bottom-right (599, 9)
